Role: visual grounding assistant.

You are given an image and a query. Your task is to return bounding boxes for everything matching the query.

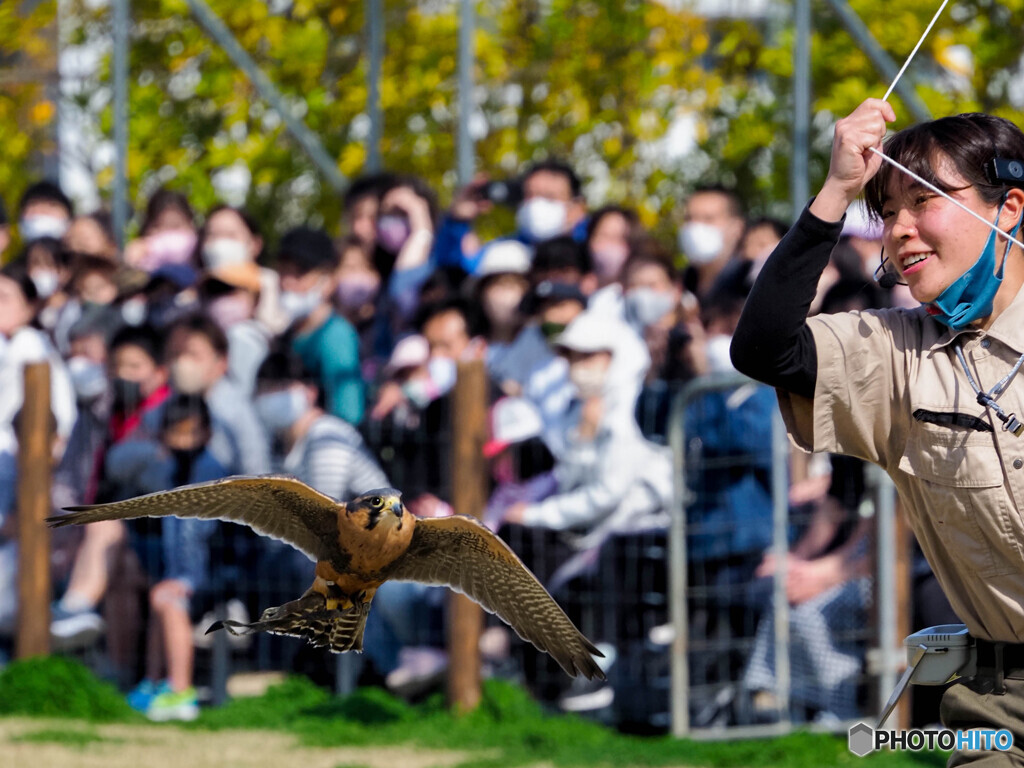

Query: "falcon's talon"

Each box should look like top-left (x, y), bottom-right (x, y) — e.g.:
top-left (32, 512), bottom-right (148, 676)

top-left (48, 477), bottom-right (604, 677)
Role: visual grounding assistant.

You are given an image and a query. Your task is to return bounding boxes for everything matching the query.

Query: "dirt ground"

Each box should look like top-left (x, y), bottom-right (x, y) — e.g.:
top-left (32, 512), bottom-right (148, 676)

top-left (0, 717), bottom-right (478, 768)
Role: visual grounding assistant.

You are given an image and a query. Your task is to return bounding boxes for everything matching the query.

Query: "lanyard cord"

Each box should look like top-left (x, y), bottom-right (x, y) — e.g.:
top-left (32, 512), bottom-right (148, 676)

top-left (954, 342), bottom-right (1024, 436)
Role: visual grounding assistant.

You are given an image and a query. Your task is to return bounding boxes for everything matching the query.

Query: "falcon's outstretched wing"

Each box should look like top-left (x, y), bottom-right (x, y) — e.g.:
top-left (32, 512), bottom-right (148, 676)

top-left (383, 515), bottom-right (605, 680)
top-left (47, 474), bottom-right (343, 562)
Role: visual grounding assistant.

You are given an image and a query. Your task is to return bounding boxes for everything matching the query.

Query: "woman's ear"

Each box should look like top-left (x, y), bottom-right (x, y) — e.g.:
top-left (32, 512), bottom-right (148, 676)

top-left (1000, 187), bottom-right (1024, 235)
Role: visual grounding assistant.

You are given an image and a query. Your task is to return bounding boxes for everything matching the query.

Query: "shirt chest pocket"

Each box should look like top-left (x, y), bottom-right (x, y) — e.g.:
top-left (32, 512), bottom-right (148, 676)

top-left (898, 423), bottom-right (1023, 578)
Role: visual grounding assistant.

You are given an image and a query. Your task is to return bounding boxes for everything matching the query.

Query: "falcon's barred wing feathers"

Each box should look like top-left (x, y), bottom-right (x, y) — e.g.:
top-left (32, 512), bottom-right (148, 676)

top-left (47, 475), bottom-right (342, 562)
top-left (383, 515), bottom-right (605, 680)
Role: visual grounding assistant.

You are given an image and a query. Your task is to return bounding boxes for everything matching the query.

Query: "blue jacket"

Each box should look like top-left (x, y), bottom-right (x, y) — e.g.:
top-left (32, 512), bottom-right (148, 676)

top-left (684, 383), bottom-right (777, 562)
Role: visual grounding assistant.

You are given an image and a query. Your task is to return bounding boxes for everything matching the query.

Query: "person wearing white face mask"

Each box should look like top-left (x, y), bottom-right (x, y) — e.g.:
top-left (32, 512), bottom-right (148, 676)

top-left (276, 226), bottom-right (365, 425)
top-left (472, 240), bottom-right (532, 393)
top-left (55, 314), bottom-right (120, 521)
top-left (371, 298), bottom-right (488, 422)
top-left (0, 261), bottom-right (77, 456)
top-left (619, 245), bottom-right (706, 391)
top-left (162, 315), bottom-right (270, 479)
top-left (432, 159), bottom-right (589, 275)
top-left (17, 237), bottom-right (73, 337)
top-left (17, 180), bottom-right (73, 244)
top-left (677, 186), bottom-right (747, 298)
top-left (515, 160), bottom-right (587, 246)
top-left (198, 204), bottom-right (289, 336)
top-left (253, 350), bottom-right (388, 498)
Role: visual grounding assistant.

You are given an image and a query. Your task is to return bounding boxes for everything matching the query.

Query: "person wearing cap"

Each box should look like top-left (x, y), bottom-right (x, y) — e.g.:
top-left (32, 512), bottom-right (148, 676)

top-left (482, 397), bottom-right (557, 532)
top-left (140, 263), bottom-right (201, 330)
top-left (368, 299), bottom-right (488, 520)
top-left (369, 334), bottom-right (433, 423)
top-left (276, 226), bottom-right (364, 426)
top-left (199, 260), bottom-right (269, 398)
top-left (379, 298), bottom-right (488, 428)
top-left (474, 240), bottom-right (532, 392)
top-left (503, 311), bottom-right (666, 533)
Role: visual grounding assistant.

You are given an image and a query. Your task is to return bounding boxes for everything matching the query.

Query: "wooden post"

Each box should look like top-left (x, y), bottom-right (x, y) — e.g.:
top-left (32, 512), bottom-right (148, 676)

top-left (16, 362), bottom-right (53, 659)
top-left (447, 359), bottom-right (487, 713)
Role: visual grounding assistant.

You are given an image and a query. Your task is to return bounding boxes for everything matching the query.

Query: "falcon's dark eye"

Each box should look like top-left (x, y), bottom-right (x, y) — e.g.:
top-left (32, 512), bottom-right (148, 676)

top-left (371, 496), bottom-right (383, 508)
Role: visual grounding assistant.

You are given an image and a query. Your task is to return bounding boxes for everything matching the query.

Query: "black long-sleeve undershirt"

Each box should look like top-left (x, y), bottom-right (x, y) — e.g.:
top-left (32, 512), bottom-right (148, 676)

top-left (730, 203), bottom-right (846, 400)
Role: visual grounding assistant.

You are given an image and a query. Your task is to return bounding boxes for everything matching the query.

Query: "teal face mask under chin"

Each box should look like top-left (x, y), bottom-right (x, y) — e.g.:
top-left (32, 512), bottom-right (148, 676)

top-left (927, 202), bottom-right (1023, 331)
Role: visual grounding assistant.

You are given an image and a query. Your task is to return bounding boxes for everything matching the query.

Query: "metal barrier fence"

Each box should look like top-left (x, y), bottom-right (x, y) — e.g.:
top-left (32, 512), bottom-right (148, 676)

top-left (667, 372), bottom-right (901, 738)
top-left (10, 366), bottom-right (906, 733)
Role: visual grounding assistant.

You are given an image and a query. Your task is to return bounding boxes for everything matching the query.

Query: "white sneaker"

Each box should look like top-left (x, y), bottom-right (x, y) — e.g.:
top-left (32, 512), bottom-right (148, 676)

top-left (50, 604), bottom-right (105, 651)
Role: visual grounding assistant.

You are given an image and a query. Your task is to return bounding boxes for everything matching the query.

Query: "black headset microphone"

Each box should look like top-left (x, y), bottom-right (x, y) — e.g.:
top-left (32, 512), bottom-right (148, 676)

top-left (878, 270), bottom-right (900, 290)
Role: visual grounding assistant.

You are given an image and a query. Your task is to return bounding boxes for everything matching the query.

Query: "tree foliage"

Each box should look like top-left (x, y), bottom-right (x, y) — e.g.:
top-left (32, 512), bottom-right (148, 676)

top-left (698, 0), bottom-right (1024, 219)
top-left (0, 1), bottom-right (59, 218)
top-left (47, 0), bottom-right (717, 239)
top-left (5, 0), bottom-right (1024, 240)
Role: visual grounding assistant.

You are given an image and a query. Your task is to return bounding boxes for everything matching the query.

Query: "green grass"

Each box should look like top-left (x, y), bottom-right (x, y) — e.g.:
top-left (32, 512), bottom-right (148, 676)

top-left (194, 675), bottom-right (947, 767)
top-left (0, 656), bottom-right (141, 722)
top-left (0, 657), bottom-right (947, 767)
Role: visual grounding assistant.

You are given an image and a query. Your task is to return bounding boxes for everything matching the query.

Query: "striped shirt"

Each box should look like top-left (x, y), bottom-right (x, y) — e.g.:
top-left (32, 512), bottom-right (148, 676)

top-left (283, 414), bottom-right (389, 501)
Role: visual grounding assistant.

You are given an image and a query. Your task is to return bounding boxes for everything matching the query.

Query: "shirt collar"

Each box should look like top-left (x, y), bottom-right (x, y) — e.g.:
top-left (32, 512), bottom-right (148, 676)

top-left (982, 280), bottom-right (1024, 354)
top-left (923, 281), bottom-right (1024, 354)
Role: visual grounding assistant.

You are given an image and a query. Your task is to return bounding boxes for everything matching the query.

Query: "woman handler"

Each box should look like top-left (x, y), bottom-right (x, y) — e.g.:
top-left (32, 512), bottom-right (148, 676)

top-left (732, 98), bottom-right (1024, 764)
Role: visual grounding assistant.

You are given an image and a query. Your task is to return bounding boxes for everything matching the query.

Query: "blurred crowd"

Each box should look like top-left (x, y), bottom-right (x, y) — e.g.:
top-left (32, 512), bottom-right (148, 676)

top-left (0, 163), bottom-right (942, 728)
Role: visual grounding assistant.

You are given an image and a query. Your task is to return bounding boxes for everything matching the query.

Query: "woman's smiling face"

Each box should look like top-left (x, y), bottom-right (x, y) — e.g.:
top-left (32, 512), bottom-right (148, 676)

top-left (881, 153), bottom-right (1005, 305)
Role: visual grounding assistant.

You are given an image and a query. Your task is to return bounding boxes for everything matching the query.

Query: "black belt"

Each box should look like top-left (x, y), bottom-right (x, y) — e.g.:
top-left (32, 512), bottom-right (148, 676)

top-left (974, 639), bottom-right (1024, 693)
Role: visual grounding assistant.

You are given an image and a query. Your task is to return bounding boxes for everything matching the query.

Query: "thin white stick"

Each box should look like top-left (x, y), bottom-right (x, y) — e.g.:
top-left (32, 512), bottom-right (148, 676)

top-left (868, 146), bottom-right (1024, 251)
top-left (882, 0), bottom-right (950, 102)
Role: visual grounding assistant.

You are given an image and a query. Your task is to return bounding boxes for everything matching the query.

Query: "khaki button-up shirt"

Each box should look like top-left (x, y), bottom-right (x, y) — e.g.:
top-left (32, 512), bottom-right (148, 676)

top-left (779, 287), bottom-right (1024, 643)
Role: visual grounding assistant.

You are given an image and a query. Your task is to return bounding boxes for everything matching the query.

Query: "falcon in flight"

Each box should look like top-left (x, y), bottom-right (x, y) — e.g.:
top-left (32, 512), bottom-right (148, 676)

top-left (48, 475), bottom-right (604, 680)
